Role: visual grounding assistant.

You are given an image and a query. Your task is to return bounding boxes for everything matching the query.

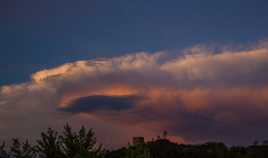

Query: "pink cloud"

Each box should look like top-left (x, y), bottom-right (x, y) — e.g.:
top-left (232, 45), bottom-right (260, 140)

top-left (1, 42), bottom-right (268, 146)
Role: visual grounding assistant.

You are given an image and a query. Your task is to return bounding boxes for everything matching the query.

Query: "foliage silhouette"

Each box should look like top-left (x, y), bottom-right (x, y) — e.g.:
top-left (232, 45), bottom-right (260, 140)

top-left (36, 128), bottom-right (64, 158)
top-left (60, 124), bottom-right (105, 158)
top-left (0, 141), bottom-right (9, 158)
top-left (1, 125), bottom-right (268, 158)
top-left (106, 138), bottom-right (268, 158)
top-left (10, 139), bottom-right (35, 158)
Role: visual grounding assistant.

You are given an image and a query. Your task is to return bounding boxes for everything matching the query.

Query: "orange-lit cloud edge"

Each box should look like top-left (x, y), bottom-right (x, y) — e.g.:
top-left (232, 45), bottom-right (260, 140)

top-left (1, 42), bottom-right (268, 147)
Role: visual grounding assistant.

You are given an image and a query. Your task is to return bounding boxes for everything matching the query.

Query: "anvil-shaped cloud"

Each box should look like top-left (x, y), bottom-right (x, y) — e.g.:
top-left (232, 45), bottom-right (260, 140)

top-left (1, 42), bottom-right (268, 147)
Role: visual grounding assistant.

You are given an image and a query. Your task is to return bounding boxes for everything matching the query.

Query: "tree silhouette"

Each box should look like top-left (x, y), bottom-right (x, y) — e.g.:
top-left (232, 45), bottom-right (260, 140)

top-left (1, 124), bottom-right (268, 158)
top-left (0, 141), bottom-right (9, 158)
top-left (36, 128), bottom-right (64, 158)
top-left (10, 138), bottom-right (35, 158)
top-left (60, 124), bottom-right (105, 158)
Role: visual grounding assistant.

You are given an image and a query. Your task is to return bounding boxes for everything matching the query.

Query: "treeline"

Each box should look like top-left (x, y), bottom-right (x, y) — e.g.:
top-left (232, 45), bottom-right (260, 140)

top-left (1, 125), bottom-right (268, 158)
top-left (0, 124), bottom-right (105, 158)
top-left (109, 139), bottom-right (268, 158)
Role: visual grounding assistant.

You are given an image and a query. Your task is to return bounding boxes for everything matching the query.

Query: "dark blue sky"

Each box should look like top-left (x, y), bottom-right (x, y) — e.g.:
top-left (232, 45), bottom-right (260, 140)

top-left (1, 0), bottom-right (268, 85)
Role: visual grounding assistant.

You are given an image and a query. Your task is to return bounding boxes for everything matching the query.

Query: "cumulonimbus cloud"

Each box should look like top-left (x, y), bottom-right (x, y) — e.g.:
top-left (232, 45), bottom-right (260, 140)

top-left (1, 42), bottom-right (268, 146)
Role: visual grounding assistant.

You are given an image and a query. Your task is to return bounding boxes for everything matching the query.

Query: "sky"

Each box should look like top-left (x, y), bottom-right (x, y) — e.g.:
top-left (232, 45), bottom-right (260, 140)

top-left (1, 0), bottom-right (268, 147)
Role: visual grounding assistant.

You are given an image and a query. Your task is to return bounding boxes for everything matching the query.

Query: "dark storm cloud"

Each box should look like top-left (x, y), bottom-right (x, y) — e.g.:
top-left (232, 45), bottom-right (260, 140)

top-left (59, 95), bottom-right (140, 113)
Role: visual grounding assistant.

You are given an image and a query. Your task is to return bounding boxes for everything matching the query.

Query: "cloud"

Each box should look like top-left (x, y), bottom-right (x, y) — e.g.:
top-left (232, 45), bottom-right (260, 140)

top-left (60, 95), bottom-right (141, 113)
top-left (1, 42), bottom-right (268, 147)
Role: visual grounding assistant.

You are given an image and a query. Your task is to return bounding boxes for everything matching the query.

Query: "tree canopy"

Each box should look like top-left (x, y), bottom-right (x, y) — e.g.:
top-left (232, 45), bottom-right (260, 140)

top-left (0, 125), bottom-right (268, 158)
